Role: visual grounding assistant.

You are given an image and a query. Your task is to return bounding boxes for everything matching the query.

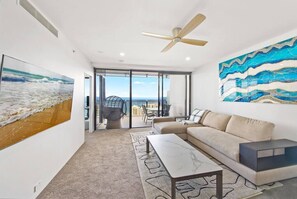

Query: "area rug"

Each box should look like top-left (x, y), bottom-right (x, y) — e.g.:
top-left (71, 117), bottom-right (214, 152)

top-left (130, 131), bottom-right (282, 199)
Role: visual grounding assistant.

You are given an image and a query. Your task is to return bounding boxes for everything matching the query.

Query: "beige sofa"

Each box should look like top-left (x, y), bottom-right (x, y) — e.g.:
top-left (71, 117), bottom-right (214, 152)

top-left (152, 111), bottom-right (297, 185)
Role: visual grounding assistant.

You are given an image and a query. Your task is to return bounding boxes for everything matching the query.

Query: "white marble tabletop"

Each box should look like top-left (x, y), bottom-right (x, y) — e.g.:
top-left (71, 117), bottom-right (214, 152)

top-left (147, 134), bottom-right (222, 179)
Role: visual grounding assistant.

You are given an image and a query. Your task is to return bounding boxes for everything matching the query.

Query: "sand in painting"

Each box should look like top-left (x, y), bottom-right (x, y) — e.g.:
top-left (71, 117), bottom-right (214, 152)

top-left (0, 99), bottom-right (72, 150)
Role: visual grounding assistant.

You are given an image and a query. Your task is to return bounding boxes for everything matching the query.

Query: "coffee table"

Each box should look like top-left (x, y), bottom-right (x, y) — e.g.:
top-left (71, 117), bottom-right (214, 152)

top-left (146, 134), bottom-right (223, 199)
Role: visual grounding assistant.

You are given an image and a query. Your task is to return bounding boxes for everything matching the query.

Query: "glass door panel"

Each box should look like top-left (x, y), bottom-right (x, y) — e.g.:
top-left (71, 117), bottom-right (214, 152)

top-left (95, 74), bottom-right (101, 129)
top-left (132, 71), bottom-right (159, 127)
top-left (95, 70), bottom-right (130, 129)
top-left (161, 74), bottom-right (170, 116)
top-left (162, 74), bottom-right (190, 117)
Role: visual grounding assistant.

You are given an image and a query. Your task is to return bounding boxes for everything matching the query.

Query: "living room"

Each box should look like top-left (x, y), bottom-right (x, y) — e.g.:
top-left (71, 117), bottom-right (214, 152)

top-left (1, 0), bottom-right (297, 198)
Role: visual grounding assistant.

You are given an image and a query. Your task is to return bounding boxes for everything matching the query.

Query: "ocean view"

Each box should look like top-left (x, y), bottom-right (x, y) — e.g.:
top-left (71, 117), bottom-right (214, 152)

top-left (96, 97), bottom-right (167, 106)
top-left (95, 97), bottom-right (167, 116)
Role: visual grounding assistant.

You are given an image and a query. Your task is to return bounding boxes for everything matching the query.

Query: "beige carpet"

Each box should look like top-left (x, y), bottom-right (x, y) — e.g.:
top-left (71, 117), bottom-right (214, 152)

top-left (38, 128), bottom-right (147, 199)
top-left (131, 131), bottom-right (282, 199)
top-left (38, 128), bottom-right (297, 199)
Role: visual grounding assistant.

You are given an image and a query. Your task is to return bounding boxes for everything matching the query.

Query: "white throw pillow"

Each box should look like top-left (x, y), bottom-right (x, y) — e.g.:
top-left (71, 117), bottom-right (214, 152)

top-left (189, 109), bottom-right (205, 123)
top-left (189, 109), bottom-right (199, 121)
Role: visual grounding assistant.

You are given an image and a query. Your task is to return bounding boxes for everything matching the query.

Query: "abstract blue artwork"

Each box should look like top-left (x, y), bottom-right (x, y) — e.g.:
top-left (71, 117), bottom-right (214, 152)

top-left (219, 36), bottom-right (297, 104)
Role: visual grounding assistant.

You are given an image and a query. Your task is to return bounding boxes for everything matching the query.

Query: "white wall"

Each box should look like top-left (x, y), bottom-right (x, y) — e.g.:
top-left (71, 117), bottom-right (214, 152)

top-left (0, 1), bottom-right (93, 198)
top-left (192, 28), bottom-right (297, 141)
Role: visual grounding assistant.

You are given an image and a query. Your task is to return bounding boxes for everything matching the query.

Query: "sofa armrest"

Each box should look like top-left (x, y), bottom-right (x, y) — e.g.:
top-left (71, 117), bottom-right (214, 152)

top-left (153, 116), bottom-right (190, 124)
top-left (152, 117), bottom-right (176, 128)
top-left (152, 116), bottom-right (191, 128)
top-left (174, 116), bottom-right (190, 120)
top-left (152, 117), bottom-right (176, 124)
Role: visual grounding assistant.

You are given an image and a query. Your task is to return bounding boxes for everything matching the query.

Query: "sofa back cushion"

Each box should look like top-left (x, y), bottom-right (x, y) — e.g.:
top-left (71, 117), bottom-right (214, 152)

top-left (202, 112), bottom-right (231, 131)
top-left (225, 115), bottom-right (274, 141)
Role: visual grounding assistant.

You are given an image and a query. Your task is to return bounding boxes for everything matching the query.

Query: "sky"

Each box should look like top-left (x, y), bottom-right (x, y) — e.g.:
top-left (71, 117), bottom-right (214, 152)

top-left (95, 75), bottom-right (170, 98)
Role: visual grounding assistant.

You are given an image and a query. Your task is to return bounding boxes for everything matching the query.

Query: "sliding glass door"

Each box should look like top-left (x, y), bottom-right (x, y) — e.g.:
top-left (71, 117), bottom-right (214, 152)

top-left (94, 69), bottom-right (191, 130)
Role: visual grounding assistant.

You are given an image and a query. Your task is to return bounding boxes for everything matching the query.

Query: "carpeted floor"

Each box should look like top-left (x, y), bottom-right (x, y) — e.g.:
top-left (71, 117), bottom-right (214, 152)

top-left (38, 128), bottom-right (148, 199)
top-left (38, 128), bottom-right (297, 199)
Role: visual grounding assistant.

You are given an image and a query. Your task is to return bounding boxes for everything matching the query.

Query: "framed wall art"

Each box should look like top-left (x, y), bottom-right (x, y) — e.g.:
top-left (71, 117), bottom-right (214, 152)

top-left (0, 55), bottom-right (74, 150)
top-left (219, 36), bottom-right (297, 104)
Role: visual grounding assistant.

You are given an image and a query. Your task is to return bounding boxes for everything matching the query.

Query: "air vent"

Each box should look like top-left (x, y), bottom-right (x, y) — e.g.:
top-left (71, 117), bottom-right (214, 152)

top-left (19, 0), bottom-right (59, 37)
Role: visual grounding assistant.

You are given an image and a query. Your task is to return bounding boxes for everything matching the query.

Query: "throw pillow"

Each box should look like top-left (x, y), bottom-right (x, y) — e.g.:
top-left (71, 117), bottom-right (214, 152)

top-left (189, 109), bottom-right (205, 123)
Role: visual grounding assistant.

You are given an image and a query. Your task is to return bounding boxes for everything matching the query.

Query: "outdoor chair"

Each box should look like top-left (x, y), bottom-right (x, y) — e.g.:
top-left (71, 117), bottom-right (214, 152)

top-left (142, 105), bottom-right (156, 124)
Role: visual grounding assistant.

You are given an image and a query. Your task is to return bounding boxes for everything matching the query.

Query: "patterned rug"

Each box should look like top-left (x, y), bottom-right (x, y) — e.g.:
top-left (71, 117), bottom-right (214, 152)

top-left (130, 132), bottom-right (282, 199)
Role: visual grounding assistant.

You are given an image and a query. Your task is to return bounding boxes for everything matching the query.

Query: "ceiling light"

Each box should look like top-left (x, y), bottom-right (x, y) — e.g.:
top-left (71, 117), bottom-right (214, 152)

top-left (120, 52), bottom-right (125, 57)
top-left (185, 57), bottom-right (191, 61)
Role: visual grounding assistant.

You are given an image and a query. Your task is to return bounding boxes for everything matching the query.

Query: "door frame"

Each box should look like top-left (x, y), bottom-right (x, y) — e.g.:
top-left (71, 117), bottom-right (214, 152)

top-left (84, 73), bottom-right (94, 133)
top-left (94, 68), bottom-right (192, 130)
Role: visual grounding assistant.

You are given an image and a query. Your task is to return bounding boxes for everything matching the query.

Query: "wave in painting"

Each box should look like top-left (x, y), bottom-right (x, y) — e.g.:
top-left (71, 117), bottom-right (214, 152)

top-left (221, 82), bottom-right (297, 99)
top-left (220, 67), bottom-right (297, 94)
top-left (223, 89), bottom-right (297, 104)
top-left (219, 36), bottom-right (297, 79)
top-left (0, 67), bottom-right (74, 127)
top-left (219, 36), bottom-right (297, 104)
top-left (220, 59), bottom-right (297, 85)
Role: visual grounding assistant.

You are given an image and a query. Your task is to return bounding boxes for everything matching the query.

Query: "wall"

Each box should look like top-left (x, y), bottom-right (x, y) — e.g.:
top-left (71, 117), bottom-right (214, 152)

top-left (0, 1), bottom-right (93, 198)
top-left (192, 28), bottom-right (297, 141)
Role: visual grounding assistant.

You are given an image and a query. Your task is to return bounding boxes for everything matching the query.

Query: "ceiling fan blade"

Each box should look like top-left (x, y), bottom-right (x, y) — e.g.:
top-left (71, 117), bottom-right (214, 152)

top-left (181, 38), bottom-right (208, 46)
top-left (177, 14), bottom-right (206, 38)
top-left (161, 40), bottom-right (177, 52)
top-left (142, 32), bottom-right (173, 40)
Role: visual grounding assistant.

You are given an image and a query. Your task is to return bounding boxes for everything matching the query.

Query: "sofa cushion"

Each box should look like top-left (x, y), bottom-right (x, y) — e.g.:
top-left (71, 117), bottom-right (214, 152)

top-left (201, 112), bottom-right (231, 131)
top-left (154, 121), bottom-right (202, 134)
top-left (226, 115), bottom-right (274, 141)
top-left (187, 127), bottom-right (249, 162)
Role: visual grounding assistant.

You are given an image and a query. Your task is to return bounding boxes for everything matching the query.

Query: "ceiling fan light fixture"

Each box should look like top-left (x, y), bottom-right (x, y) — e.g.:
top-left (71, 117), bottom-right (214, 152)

top-left (173, 37), bottom-right (181, 42)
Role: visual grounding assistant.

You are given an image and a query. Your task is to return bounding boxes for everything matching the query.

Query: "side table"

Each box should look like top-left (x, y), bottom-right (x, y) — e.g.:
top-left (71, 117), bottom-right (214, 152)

top-left (240, 139), bottom-right (297, 171)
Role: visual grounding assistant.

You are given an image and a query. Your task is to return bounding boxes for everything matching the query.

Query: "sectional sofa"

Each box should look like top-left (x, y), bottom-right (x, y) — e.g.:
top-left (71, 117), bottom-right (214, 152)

top-left (152, 111), bottom-right (297, 185)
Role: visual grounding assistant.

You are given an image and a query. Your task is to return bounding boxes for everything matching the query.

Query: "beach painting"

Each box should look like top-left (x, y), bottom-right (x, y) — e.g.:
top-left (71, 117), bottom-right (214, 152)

top-left (0, 55), bottom-right (74, 150)
top-left (219, 36), bottom-right (297, 104)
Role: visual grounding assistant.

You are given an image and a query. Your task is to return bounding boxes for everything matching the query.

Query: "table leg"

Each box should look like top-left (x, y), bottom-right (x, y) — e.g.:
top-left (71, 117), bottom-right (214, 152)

top-left (146, 137), bottom-right (149, 153)
top-left (216, 171), bottom-right (223, 199)
top-left (171, 179), bottom-right (176, 199)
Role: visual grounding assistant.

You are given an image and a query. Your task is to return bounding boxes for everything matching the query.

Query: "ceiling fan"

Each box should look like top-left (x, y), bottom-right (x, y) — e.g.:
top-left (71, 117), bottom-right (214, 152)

top-left (142, 14), bottom-right (207, 52)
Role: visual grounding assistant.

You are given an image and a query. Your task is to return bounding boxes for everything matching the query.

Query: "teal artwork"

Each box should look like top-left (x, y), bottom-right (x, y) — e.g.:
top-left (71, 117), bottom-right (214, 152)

top-left (219, 36), bottom-right (297, 104)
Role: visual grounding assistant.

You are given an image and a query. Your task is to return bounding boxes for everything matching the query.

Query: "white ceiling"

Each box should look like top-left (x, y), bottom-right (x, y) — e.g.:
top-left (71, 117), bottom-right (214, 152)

top-left (31, 0), bottom-right (297, 71)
